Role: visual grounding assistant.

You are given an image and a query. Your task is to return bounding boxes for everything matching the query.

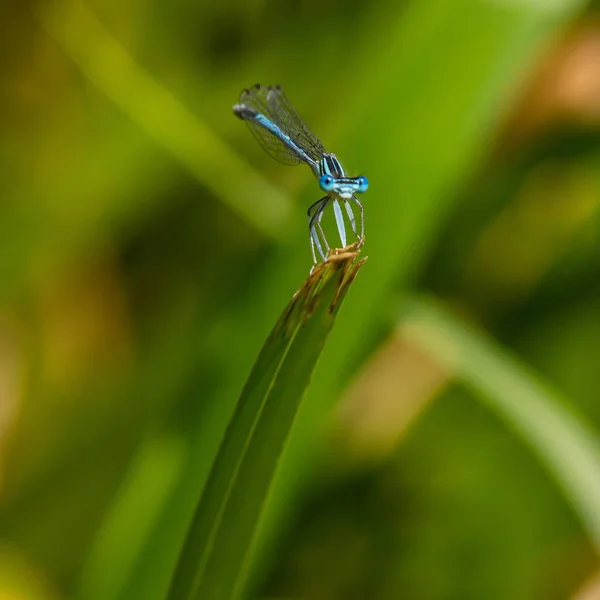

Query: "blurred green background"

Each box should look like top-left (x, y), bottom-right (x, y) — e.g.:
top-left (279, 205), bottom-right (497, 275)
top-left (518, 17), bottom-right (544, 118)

top-left (2, 0), bottom-right (600, 598)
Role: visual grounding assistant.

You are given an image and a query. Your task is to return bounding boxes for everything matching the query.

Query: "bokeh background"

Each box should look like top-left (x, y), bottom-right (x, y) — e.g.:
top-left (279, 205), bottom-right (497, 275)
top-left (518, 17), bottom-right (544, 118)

top-left (2, 0), bottom-right (600, 598)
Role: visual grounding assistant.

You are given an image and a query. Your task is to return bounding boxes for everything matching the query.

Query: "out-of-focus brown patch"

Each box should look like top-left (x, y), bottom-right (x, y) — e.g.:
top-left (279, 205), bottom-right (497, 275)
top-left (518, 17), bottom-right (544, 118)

top-left (0, 540), bottom-right (58, 599)
top-left (0, 254), bottom-right (135, 505)
top-left (531, 534), bottom-right (597, 600)
top-left (570, 569), bottom-right (600, 600)
top-left (500, 17), bottom-right (600, 149)
top-left (37, 255), bottom-right (133, 394)
top-left (0, 319), bottom-right (23, 494)
top-left (0, 5), bottom-right (84, 181)
top-left (333, 333), bottom-right (451, 464)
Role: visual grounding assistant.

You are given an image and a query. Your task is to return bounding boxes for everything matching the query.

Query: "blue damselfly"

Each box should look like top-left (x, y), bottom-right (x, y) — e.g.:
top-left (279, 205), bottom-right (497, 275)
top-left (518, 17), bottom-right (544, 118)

top-left (233, 84), bottom-right (368, 262)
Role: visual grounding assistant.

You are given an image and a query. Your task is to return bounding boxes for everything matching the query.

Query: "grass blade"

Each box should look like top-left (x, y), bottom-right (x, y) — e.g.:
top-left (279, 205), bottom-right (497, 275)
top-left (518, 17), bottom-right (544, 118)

top-left (402, 298), bottom-right (600, 553)
top-left (36, 0), bottom-right (291, 239)
top-left (167, 250), bottom-right (365, 600)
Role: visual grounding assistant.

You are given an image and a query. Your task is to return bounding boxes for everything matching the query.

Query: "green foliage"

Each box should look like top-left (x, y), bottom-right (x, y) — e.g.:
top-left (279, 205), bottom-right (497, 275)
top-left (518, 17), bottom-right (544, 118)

top-left (1, 0), bottom-right (599, 598)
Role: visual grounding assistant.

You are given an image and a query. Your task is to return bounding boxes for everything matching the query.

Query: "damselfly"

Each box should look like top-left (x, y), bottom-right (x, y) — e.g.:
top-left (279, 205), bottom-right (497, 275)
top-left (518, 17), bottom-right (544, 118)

top-left (233, 84), bottom-right (368, 263)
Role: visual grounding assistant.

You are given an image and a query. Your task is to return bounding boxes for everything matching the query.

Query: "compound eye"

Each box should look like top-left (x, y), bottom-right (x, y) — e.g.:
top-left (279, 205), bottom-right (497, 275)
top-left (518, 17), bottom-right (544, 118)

top-left (319, 174), bottom-right (335, 192)
top-left (357, 176), bottom-right (369, 193)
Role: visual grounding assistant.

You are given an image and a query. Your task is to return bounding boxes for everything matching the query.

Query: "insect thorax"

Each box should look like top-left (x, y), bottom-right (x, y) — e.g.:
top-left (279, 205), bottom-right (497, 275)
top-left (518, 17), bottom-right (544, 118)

top-left (319, 153), bottom-right (346, 178)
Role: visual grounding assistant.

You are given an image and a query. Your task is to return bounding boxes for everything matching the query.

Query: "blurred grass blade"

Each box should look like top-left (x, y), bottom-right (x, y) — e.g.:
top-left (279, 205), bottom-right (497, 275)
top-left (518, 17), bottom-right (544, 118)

top-left (402, 298), bottom-right (600, 552)
top-left (168, 252), bottom-right (365, 600)
top-left (35, 0), bottom-right (291, 239)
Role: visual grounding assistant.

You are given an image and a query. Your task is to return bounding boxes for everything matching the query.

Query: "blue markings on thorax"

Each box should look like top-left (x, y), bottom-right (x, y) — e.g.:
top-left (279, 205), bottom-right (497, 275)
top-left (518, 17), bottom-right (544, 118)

top-left (319, 153), bottom-right (346, 178)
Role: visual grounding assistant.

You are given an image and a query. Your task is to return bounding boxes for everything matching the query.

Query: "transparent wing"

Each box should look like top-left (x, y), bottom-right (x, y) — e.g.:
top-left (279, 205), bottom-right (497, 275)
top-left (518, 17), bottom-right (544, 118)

top-left (262, 85), bottom-right (327, 163)
top-left (239, 109), bottom-right (304, 166)
top-left (238, 84), bottom-right (327, 166)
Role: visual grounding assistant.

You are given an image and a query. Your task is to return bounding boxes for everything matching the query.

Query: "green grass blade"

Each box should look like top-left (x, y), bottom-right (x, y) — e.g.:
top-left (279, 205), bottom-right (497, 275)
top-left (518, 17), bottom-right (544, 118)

top-left (402, 298), bottom-right (600, 552)
top-left (35, 0), bottom-right (291, 239)
top-left (167, 252), bottom-right (365, 600)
